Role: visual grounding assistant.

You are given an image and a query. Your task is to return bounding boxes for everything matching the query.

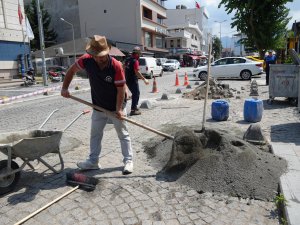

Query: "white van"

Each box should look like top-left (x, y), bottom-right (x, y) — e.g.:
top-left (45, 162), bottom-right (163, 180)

top-left (139, 57), bottom-right (163, 78)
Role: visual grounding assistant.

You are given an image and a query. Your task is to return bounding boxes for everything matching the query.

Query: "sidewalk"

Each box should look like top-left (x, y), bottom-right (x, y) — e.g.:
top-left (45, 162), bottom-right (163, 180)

top-left (272, 143), bottom-right (300, 225)
top-left (0, 77), bottom-right (88, 104)
top-left (257, 80), bottom-right (300, 225)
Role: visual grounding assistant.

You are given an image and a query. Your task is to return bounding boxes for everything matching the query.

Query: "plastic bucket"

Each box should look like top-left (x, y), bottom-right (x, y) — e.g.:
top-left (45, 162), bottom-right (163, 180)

top-left (211, 100), bottom-right (229, 121)
top-left (244, 98), bottom-right (263, 122)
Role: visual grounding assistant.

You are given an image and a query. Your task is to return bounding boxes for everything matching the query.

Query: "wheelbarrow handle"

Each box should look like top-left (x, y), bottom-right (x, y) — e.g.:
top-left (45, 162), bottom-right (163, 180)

top-left (69, 95), bottom-right (174, 140)
top-left (38, 109), bottom-right (59, 129)
top-left (62, 109), bottom-right (91, 132)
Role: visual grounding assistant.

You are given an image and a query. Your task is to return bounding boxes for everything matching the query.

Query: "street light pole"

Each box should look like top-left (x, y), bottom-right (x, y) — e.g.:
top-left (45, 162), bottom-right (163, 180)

top-left (60, 18), bottom-right (76, 63)
top-left (36, 0), bottom-right (47, 86)
top-left (214, 20), bottom-right (227, 58)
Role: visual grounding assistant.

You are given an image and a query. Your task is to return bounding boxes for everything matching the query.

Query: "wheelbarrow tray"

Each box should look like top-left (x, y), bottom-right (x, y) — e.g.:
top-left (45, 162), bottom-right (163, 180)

top-left (0, 130), bottom-right (62, 160)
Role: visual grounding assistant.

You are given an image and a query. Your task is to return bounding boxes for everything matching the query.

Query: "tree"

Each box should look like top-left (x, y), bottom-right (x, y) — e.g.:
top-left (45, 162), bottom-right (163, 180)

top-left (219, 0), bottom-right (292, 58)
top-left (212, 36), bottom-right (222, 59)
top-left (25, 0), bottom-right (57, 51)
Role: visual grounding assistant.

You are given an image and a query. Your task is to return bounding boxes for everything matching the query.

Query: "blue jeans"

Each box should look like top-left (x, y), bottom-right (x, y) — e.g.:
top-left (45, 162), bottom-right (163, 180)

top-left (89, 109), bottom-right (133, 164)
top-left (127, 80), bottom-right (140, 110)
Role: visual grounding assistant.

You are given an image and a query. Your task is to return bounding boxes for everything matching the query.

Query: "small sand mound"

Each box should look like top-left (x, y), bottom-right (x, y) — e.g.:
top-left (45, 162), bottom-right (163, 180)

top-left (183, 78), bottom-right (234, 100)
top-left (145, 128), bottom-right (287, 201)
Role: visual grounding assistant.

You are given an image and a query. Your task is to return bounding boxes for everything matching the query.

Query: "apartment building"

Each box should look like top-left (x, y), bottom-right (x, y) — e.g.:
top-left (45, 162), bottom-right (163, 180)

top-left (164, 5), bottom-right (209, 65)
top-left (41, 0), bottom-right (168, 57)
top-left (0, 0), bottom-right (30, 79)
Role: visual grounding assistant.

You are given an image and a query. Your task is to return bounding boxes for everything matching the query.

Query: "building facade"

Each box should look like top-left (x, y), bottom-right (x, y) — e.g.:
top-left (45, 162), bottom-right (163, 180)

top-left (0, 0), bottom-right (30, 79)
top-left (41, 0), bottom-right (168, 57)
top-left (165, 5), bottom-right (209, 66)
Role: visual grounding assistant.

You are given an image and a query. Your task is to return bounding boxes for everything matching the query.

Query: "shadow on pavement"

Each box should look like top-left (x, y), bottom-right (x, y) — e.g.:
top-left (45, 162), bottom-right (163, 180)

top-left (271, 122), bottom-right (300, 144)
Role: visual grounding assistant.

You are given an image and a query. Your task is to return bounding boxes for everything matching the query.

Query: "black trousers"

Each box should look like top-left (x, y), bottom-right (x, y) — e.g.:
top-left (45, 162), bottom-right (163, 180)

top-left (127, 80), bottom-right (140, 110)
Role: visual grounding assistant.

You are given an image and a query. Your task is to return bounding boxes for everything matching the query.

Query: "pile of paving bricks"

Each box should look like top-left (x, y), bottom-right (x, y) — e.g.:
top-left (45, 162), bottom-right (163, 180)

top-left (183, 78), bottom-right (234, 100)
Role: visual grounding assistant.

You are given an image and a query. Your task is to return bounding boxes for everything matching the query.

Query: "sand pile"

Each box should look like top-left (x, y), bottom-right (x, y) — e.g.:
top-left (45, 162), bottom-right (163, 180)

top-left (183, 79), bottom-right (234, 100)
top-left (144, 128), bottom-right (287, 201)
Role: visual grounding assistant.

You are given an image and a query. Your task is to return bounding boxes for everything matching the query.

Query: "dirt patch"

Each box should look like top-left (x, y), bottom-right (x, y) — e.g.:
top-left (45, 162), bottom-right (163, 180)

top-left (144, 127), bottom-right (287, 201)
top-left (183, 79), bottom-right (234, 100)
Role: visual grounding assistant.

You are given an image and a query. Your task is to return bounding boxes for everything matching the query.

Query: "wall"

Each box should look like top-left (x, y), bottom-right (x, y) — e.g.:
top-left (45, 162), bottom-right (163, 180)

top-left (78, 0), bottom-right (140, 44)
top-left (0, 0), bottom-right (30, 79)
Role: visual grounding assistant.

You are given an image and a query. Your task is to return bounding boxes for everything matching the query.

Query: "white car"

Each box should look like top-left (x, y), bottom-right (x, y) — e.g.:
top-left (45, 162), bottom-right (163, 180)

top-left (162, 59), bottom-right (180, 71)
top-left (139, 57), bottom-right (163, 78)
top-left (193, 57), bottom-right (263, 80)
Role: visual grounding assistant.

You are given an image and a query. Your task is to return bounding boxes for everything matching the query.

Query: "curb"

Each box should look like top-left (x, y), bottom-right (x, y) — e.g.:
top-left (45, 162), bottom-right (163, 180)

top-left (0, 80), bottom-right (85, 104)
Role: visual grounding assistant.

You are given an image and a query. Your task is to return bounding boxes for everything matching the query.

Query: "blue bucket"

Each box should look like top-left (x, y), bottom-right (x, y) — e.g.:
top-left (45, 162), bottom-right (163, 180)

top-left (211, 100), bottom-right (229, 121)
top-left (244, 98), bottom-right (263, 122)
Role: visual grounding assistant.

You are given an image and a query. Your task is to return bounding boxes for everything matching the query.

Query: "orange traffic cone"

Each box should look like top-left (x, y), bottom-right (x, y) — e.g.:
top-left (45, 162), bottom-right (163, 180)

top-left (175, 72), bottom-right (180, 86)
top-left (152, 76), bottom-right (159, 93)
top-left (183, 73), bottom-right (189, 86)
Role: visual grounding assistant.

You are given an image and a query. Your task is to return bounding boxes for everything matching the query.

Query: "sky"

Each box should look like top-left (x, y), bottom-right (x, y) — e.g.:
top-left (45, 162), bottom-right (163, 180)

top-left (165, 0), bottom-right (300, 39)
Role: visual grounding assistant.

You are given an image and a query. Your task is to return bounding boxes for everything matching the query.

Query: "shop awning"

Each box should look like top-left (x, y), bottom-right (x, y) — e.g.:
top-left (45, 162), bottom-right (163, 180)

top-left (189, 55), bottom-right (207, 60)
top-left (109, 46), bottom-right (125, 57)
top-left (189, 55), bottom-right (200, 60)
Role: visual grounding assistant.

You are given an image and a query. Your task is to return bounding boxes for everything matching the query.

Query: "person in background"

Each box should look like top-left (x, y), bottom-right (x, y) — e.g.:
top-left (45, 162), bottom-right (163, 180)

top-left (125, 46), bottom-right (149, 116)
top-left (264, 50), bottom-right (277, 85)
top-left (61, 35), bottom-right (134, 175)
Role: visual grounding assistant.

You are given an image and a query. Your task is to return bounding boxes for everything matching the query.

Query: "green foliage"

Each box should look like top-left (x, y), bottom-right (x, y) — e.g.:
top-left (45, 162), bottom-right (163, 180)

top-left (212, 36), bottom-right (222, 59)
top-left (219, 0), bottom-right (293, 56)
top-left (25, 0), bottom-right (57, 50)
top-left (274, 193), bottom-right (287, 208)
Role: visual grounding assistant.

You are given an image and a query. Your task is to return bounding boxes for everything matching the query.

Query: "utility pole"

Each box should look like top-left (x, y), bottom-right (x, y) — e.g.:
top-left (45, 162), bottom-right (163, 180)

top-left (60, 18), bottom-right (76, 63)
top-left (36, 0), bottom-right (47, 86)
top-left (214, 20), bottom-right (227, 58)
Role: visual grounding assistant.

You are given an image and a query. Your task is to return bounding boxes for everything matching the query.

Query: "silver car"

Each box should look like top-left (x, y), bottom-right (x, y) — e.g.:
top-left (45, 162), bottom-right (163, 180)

top-left (193, 57), bottom-right (263, 80)
top-left (162, 59), bottom-right (180, 71)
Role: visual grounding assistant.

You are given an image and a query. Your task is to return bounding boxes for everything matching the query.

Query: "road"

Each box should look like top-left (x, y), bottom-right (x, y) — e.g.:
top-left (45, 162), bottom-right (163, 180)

top-left (0, 68), bottom-right (280, 225)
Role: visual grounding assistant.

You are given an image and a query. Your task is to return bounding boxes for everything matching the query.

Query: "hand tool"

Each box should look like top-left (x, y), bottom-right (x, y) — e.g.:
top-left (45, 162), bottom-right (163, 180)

top-left (69, 95), bottom-right (174, 140)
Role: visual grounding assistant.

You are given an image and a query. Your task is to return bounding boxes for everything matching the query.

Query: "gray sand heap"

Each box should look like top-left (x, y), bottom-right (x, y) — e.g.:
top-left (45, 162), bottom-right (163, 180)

top-left (144, 128), bottom-right (287, 201)
top-left (183, 78), bottom-right (234, 100)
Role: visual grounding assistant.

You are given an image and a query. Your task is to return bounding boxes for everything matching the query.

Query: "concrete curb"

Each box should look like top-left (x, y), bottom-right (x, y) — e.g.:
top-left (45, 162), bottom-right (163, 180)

top-left (0, 80), bottom-right (85, 104)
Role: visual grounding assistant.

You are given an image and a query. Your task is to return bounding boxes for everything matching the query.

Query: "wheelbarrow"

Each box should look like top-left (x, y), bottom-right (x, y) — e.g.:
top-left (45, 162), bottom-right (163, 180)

top-left (0, 109), bottom-right (89, 195)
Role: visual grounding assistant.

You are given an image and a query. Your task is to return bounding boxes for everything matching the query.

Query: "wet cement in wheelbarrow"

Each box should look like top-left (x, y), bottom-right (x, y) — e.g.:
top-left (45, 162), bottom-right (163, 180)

top-left (143, 127), bottom-right (287, 201)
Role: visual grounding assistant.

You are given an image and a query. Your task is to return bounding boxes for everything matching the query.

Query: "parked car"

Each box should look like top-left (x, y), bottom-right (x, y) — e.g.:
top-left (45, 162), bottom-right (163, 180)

top-left (156, 58), bottom-right (168, 66)
top-left (193, 57), bottom-right (263, 80)
top-left (47, 66), bottom-right (67, 82)
top-left (246, 56), bottom-right (266, 70)
top-left (139, 57), bottom-right (163, 78)
top-left (162, 59), bottom-right (180, 71)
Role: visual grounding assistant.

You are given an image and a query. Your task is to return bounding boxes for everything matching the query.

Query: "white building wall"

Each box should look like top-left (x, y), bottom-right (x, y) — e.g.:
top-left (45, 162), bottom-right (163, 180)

top-left (78, 0), bottom-right (141, 44)
top-left (0, 0), bottom-right (27, 42)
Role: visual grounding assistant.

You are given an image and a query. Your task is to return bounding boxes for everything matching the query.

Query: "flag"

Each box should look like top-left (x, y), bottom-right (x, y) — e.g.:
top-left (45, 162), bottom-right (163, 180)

top-left (25, 16), bottom-right (34, 40)
top-left (195, 1), bottom-right (200, 9)
top-left (18, 1), bottom-right (23, 25)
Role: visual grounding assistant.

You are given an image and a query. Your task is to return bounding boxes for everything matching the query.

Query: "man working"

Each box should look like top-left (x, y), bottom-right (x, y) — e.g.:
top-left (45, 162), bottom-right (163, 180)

top-left (125, 46), bottom-right (149, 116)
top-left (61, 35), bottom-right (133, 174)
top-left (264, 50), bottom-right (277, 85)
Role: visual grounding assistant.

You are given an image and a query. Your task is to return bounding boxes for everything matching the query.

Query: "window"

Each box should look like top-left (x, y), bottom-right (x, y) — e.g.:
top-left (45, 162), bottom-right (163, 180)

top-left (145, 32), bottom-right (152, 47)
top-left (156, 36), bottom-right (163, 48)
top-left (139, 58), bottom-right (146, 66)
top-left (170, 40), bottom-right (174, 48)
top-left (177, 39), bottom-right (181, 48)
top-left (143, 7), bottom-right (152, 20)
top-left (215, 59), bottom-right (227, 65)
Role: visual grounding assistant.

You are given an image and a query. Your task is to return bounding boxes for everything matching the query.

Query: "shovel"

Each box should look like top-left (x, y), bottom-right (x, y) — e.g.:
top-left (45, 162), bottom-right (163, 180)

top-left (69, 95), bottom-right (174, 140)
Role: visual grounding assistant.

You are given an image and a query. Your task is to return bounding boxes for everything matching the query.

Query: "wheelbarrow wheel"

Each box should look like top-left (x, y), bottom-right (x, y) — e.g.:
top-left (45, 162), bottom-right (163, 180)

top-left (0, 160), bottom-right (21, 195)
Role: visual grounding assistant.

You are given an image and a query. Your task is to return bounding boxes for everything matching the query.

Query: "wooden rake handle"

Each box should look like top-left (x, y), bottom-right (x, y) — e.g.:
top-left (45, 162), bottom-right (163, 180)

top-left (69, 95), bottom-right (174, 140)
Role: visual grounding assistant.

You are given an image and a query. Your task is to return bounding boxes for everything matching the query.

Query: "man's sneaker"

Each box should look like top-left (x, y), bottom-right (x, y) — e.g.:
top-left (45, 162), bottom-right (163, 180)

top-left (123, 161), bottom-right (133, 175)
top-left (130, 109), bottom-right (141, 116)
top-left (77, 159), bottom-right (100, 170)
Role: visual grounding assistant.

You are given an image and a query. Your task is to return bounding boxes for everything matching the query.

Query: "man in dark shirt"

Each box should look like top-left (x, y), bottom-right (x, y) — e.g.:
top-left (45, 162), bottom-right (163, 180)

top-left (61, 35), bottom-right (133, 174)
top-left (264, 50), bottom-right (277, 85)
top-left (125, 46), bottom-right (149, 116)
